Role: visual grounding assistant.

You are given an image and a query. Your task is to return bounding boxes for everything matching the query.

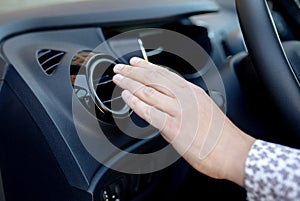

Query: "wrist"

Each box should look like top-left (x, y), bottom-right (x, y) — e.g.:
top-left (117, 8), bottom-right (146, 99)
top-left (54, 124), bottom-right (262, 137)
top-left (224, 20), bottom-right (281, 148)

top-left (219, 120), bottom-right (255, 186)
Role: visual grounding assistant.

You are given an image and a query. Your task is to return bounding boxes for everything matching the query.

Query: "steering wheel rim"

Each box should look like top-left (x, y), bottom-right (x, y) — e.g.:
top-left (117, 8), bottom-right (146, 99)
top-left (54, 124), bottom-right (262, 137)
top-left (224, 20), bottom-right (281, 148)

top-left (235, 0), bottom-right (300, 139)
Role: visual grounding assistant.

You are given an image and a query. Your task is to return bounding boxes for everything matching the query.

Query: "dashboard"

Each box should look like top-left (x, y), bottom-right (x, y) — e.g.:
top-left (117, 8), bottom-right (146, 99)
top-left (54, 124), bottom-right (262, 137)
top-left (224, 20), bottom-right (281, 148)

top-left (0, 0), bottom-right (267, 201)
top-left (0, 22), bottom-right (215, 201)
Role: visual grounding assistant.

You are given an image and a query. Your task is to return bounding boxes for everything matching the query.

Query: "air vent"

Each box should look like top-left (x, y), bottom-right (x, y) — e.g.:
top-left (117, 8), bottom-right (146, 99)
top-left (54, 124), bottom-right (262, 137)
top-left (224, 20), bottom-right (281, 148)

top-left (37, 49), bottom-right (65, 75)
top-left (86, 53), bottom-right (131, 119)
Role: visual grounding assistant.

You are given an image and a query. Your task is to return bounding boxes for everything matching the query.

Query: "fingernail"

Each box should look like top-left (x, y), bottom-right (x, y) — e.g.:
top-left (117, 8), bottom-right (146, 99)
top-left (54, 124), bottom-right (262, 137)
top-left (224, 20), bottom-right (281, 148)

top-left (114, 64), bottom-right (124, 72)
top-left (113, 74), bottom-right (124, 82)
top-left (130, 57), bottom-right (142, 65)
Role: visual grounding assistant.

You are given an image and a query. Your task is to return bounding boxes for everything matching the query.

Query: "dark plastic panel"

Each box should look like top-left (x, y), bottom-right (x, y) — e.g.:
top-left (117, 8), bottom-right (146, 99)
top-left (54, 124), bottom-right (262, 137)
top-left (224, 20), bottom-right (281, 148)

top-left (0, 78), bottom-right (92, 201)
top-left (2, 28), bottom-right (106, 190)
top-left (0, 0), bottom-right (218, 42)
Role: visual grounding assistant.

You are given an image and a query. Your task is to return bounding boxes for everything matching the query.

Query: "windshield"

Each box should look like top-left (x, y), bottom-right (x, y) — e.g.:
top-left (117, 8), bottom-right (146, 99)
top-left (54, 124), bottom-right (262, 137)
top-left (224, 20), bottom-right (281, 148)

top-left (0, 0), bottom-right (85, 14)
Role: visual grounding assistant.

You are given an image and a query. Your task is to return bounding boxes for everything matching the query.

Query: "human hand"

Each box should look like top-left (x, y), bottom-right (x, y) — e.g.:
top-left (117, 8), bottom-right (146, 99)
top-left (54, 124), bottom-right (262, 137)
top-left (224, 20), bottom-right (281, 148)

top-left (113, 57), bottom-right (255, 186)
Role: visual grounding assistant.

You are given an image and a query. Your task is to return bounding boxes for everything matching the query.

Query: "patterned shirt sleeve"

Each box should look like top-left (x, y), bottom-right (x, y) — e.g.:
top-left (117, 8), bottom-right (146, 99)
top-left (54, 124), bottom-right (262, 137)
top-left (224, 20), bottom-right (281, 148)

top-left (244, 140), bottom-right (300, 201)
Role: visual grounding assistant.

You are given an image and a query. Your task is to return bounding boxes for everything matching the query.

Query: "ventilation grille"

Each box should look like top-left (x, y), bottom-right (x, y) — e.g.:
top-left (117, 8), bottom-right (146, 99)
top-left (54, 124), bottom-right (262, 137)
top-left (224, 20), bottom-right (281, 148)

top-left (37, 49), bottom-right (65, 75)
top-left (86, 54), bottom-right (131, 118)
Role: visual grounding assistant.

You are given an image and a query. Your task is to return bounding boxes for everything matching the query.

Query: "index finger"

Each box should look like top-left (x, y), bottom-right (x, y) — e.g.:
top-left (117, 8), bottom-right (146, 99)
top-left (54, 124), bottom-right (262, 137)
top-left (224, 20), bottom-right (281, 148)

top-left (114, 59), bottom-right (190, 96)
top-left (130, 57), bottom-right (158, 69)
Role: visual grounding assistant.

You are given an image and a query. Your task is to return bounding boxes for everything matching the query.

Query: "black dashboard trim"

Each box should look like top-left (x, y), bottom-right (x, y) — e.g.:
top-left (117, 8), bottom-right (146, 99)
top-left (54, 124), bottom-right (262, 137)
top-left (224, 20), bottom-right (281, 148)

top-left (0, 0), bottom-right (218, 43)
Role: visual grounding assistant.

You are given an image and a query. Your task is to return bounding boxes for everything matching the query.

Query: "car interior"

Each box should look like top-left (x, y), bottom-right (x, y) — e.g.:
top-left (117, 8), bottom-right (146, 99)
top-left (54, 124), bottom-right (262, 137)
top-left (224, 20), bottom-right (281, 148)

top-left (0, 0), bottom-right (299, 200)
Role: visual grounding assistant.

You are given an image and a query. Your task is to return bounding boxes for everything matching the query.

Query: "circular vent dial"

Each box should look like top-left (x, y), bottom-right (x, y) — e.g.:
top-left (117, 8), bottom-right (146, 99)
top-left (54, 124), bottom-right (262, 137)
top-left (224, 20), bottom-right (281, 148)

top-left (86, 54), bottom-right (131, 118)
top-left (71, 52), bottom-right (131, 121)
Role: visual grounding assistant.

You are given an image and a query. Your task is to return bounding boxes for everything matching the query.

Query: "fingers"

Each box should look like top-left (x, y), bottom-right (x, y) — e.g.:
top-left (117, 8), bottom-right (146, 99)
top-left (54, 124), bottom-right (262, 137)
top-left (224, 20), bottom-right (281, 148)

top-left (114, 58), bottom-right (189, 97)
top-left (129, 57), bottom-right (188, 88)
top-left (121, 90), bottom-right (175, 140)
top-left (129, 57), bottom-right (157, 69)
top-left (113, 74), bottom-right (178, 116)
top-left (114, 63), bottom-right (175, 97)
top-left (112, 57), bottom-right (198, 143)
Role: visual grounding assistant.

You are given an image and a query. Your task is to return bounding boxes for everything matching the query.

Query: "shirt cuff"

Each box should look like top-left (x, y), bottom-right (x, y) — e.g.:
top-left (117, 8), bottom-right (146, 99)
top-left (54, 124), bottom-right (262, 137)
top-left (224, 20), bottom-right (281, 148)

top-left (244, 140), bottom-right (300, 201)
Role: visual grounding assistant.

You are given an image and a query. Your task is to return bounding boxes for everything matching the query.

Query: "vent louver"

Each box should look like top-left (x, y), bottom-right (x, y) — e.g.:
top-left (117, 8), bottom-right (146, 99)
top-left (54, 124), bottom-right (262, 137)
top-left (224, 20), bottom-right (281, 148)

top-left (37, 49), bottom-right (65, 75)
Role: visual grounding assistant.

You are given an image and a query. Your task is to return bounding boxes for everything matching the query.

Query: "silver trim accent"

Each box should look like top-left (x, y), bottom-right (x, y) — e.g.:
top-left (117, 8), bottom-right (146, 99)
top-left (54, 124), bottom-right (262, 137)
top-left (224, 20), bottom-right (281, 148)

top-left (138, 38), bottom-right (149, 61)
top-left (145, 47), bottom-right (163, 57)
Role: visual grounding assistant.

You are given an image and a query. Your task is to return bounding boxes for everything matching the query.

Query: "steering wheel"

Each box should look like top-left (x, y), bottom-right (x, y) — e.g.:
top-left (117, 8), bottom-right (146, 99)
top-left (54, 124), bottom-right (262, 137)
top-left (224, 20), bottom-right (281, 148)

top-left (235, 0), bottom-right (300, 140)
